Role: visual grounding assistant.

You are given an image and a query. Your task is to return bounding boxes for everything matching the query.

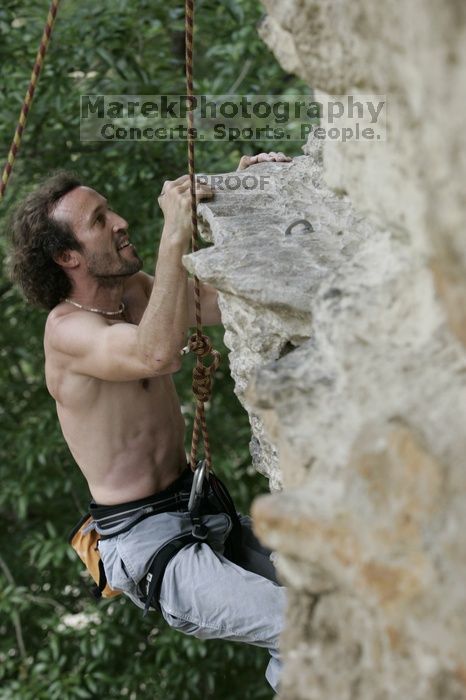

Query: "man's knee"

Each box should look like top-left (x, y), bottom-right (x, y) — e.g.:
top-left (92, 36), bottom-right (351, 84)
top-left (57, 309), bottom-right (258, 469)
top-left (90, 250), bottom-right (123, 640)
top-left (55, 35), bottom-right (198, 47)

top-left (159, 605), bottom-right (201, 636)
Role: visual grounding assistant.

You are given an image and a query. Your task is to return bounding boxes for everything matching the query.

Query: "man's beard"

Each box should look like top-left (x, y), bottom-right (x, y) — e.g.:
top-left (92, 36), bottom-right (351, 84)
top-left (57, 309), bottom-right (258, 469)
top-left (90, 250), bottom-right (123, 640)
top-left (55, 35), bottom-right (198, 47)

top-left (86, 247), bottom-right (143, 287)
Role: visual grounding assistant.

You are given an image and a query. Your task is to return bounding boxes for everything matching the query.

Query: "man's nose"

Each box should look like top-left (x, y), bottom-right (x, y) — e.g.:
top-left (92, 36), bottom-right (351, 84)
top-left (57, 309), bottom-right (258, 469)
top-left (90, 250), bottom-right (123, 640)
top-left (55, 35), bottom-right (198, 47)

top-left (111, 213), bottom-right (128, 231)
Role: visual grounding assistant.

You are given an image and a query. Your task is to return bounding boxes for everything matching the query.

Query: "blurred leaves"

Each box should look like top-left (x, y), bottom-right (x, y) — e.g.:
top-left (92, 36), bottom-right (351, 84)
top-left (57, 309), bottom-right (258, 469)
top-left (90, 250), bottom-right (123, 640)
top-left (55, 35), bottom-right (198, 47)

top-left (0, 0), bottom-right (306, 697)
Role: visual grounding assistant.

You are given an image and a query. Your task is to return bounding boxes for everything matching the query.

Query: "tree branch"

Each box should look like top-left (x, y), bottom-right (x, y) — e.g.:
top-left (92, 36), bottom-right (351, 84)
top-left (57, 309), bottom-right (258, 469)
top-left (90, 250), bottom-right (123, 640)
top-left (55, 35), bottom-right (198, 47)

top-left (0, 552), bottom-right (27, 660)
top-left (228, 59), bottom-right (252, 93)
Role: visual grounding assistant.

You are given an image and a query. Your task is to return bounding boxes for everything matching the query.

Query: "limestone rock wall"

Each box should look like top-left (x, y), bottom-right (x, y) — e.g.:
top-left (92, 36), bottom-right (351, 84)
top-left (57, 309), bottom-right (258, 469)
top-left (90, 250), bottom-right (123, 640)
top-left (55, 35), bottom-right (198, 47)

top-left (184, 2), bottom-right (466, 698)
top-left (258, 0), bottom-right (466, 347)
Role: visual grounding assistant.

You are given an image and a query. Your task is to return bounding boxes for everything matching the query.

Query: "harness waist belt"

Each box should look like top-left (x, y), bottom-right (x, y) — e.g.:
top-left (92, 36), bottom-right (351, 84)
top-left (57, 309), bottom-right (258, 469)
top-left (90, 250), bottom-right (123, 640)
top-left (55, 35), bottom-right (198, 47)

top-left (90, 467), bottom-right (193, 532)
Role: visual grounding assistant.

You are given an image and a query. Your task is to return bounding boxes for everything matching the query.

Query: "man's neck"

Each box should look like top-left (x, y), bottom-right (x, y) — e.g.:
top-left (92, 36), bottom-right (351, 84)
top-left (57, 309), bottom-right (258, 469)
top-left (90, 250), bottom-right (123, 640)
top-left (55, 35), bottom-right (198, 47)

top-left (67, 279), bottom-right (125, 313)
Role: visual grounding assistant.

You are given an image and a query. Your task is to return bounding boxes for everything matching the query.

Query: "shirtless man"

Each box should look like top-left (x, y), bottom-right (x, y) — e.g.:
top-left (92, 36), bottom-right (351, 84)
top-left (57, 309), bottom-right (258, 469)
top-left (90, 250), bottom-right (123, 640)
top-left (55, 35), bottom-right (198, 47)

top-left (44, 173), bottom-right (217, 505)
top-left (10, 152), bottom-right (290, 691)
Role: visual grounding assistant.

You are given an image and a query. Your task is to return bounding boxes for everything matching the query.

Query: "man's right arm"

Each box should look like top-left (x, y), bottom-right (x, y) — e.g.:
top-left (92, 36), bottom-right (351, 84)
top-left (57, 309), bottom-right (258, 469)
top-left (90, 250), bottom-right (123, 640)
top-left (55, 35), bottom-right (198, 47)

top-left (45, 311), bottom-right (179, 382)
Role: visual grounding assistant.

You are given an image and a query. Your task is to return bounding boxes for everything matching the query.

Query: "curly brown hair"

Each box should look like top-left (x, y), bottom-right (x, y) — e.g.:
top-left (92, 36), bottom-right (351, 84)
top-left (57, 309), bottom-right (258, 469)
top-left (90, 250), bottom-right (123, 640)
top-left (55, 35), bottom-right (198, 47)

top-left (9, 171), bottom-right (84, 310)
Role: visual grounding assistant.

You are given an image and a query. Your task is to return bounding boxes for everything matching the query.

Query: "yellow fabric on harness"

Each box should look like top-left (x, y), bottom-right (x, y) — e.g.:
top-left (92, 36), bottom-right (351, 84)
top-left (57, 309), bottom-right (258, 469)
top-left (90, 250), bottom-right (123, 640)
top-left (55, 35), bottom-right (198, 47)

top-left (69, 514), bottom-right (121, 599)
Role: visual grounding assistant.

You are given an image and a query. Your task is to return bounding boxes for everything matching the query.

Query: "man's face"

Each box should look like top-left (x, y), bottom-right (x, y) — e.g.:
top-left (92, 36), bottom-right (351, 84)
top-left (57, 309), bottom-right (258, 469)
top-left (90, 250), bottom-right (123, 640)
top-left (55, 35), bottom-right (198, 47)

top-left (53, 186), bottom-right (143, 283)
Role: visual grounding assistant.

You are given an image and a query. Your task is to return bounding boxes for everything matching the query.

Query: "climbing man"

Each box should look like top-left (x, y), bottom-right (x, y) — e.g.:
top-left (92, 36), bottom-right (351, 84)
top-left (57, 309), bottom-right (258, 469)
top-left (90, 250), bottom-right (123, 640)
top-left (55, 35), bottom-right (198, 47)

top-left (10, 151), bottom-right (291, 691)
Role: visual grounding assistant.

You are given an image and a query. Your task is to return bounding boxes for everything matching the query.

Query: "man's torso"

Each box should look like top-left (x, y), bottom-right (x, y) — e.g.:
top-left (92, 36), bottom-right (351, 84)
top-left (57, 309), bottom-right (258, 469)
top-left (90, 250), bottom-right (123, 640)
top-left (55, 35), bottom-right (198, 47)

top-left (44, 275), bottom-right (187, 505)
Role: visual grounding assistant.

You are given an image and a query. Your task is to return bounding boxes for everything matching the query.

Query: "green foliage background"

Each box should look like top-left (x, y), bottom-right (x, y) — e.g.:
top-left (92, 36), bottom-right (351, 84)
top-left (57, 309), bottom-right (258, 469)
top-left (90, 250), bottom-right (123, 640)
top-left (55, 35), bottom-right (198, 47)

top-left (0, 1), bottom-right (307, 698)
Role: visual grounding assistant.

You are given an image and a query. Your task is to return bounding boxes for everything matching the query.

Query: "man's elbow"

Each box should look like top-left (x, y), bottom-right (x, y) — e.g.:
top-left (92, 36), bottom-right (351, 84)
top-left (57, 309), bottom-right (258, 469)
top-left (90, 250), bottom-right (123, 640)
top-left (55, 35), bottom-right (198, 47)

top-left (148, 351), bottom-right (182, 376)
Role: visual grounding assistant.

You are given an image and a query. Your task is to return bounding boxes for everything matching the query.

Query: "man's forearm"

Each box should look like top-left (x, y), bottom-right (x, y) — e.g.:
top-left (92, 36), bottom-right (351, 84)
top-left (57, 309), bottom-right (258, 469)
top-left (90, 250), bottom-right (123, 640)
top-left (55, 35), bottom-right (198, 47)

top-left (135, 173), bottom-right (213, 371)
top-left (137, 228), bottom-right (188, 370)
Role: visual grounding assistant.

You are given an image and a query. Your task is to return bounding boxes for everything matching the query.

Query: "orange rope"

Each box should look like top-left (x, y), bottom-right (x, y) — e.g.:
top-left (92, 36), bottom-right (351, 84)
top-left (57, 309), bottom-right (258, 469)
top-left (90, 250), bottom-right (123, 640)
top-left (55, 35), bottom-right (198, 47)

top-left (0, 0), bottom-right (61, 202)
top-left (185, 0), bottom-right (220, 473)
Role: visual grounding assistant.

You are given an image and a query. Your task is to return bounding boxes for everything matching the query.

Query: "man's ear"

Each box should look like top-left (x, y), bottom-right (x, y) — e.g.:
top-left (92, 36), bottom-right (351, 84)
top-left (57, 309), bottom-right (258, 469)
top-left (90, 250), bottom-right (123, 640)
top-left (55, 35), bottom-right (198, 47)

top-left (53, 250), bottom-right (80, 269)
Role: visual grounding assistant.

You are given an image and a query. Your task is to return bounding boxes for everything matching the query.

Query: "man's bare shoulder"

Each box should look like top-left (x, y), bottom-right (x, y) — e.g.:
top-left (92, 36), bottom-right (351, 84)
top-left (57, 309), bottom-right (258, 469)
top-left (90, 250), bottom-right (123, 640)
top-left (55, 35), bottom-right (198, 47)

top-left (45, 303), bottom-right (106, 344)
top-left (44, 304), bottom-right (112, 368)
top-left (43, 306), bottom-right (103, 403)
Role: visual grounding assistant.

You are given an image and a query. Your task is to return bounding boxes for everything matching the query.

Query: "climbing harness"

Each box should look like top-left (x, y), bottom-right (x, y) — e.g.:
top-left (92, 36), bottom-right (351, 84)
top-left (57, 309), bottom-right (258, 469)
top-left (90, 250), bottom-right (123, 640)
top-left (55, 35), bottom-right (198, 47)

top-left (0, 0), bottom-right (61, 202)
top-left (69, 466), bottom-right (243, 611)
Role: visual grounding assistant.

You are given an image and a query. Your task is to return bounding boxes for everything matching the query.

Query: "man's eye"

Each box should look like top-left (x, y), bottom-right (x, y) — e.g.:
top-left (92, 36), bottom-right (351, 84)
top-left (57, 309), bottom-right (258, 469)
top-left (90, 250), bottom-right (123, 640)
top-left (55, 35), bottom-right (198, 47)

top-left (95, 213), bottom-right (105, 225)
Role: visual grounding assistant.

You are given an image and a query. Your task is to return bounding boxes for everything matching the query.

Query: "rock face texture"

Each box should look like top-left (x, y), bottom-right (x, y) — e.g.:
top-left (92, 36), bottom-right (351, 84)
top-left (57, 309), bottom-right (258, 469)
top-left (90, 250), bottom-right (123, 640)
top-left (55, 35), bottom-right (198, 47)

top-left (184, 2), bottom-right (466, 699)
top-left (258, 0), bottom-right (466, 349)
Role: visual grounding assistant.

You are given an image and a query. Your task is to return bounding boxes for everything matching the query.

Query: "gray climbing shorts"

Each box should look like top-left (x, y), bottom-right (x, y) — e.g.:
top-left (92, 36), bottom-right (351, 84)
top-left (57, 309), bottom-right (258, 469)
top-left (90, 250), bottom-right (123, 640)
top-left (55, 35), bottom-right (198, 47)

top-left (97, 506), bottom-right (286, 691)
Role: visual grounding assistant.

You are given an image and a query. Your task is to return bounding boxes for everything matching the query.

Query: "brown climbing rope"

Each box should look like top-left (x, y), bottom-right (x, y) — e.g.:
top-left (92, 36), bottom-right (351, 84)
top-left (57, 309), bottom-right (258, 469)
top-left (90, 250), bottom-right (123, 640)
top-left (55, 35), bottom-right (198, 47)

top-left (184, 0), bottom-right (221, 473)
top-left (0, 0), bottom-right (61, 202)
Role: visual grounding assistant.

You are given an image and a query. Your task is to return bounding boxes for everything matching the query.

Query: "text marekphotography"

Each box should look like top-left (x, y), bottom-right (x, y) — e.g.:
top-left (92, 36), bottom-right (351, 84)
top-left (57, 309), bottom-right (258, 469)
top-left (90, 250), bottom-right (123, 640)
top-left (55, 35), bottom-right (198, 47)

top-left (80, 94), bottom-right (387, 143)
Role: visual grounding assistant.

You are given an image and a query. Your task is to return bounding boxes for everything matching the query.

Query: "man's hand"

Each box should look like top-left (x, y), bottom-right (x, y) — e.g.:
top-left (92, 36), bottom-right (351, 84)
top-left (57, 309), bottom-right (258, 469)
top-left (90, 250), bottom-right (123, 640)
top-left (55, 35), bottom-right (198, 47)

top-left (237, 151), bottom-right (292, 171)
top-left (158, 174), bottom-right (214, 247)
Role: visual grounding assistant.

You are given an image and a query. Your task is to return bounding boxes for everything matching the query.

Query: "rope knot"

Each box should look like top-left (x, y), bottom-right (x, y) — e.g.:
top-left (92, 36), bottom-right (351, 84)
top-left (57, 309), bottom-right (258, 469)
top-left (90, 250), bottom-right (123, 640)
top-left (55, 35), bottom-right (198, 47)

top-left (188, 332), bottom-right (212, 358)
top-left (188, 332), bottom-right (220, 403)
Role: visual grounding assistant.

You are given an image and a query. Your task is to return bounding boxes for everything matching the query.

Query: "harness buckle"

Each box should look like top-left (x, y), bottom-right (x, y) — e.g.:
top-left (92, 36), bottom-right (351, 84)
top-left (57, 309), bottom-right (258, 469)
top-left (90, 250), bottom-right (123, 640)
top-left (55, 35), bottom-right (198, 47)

top-left (191, 522), bottom-right (208, 541)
